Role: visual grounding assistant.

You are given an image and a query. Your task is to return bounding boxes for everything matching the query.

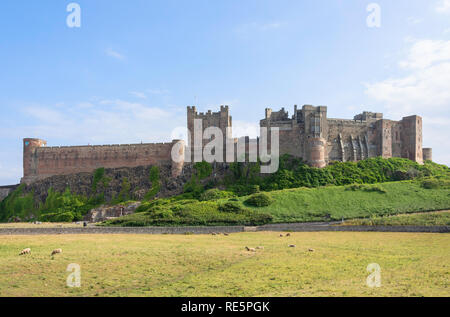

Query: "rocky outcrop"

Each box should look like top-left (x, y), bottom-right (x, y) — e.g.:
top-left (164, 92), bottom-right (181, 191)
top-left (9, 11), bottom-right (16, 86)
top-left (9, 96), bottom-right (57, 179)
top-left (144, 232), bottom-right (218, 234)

top-left (20, 162), bottom-right (231, 206)
top-left (84, 202), bottom-right (142, 222)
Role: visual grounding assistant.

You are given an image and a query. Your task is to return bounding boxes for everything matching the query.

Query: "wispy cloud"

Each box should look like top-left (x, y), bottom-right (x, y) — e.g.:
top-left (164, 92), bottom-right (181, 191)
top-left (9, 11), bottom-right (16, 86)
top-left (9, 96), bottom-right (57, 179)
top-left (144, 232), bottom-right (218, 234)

top-left (365, 38), bottom-right (450, 165)
top-left (406, 17), bottom-right (423, 25)
top-left (105, 48), bottom-right (125, 60)
top-left (8, 99), bottom-right (184, 146)
top-left (129, 91), bottom-right (147, 99)
top-left (436, 0), bottom-right (450, 13)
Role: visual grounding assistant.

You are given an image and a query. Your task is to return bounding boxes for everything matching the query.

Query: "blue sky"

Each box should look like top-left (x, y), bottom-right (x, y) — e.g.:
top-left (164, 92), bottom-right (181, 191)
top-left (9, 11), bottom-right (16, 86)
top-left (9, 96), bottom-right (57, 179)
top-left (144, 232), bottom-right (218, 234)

top-left (1, 0), bottom-right (450, 184)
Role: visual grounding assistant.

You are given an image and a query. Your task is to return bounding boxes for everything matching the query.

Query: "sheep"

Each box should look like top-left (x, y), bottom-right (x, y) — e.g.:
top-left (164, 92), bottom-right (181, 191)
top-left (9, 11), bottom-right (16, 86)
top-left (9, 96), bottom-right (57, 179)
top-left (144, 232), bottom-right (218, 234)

top-left (308, 248), bottom-right (315, 252)
top-left (279, 234), bottom-right (284, 237)
top-left (288, 244), bottom-right (296, 248)
top-left (51, 249), bottom-right (63, 256)
top-left (245, 246), bottom-right (256, 252)
top-left (256, 246), bottom-right (264, 250)
top-left (286, 233), bottom-right (291, 237)
top-left (223, 233), bottom-right (229, 236)
top-left (19, 248), bottom-right (31, 255)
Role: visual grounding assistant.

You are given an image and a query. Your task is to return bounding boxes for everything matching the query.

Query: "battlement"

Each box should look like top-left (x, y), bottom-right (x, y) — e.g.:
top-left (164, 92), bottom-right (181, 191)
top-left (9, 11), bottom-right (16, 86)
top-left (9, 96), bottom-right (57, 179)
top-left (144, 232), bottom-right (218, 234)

top-left (21, 104), bottom-right (432, 184)
top-left (21, 139), bottom-right (184, 185)
top-left (354, 111), bottom-right (383, 121)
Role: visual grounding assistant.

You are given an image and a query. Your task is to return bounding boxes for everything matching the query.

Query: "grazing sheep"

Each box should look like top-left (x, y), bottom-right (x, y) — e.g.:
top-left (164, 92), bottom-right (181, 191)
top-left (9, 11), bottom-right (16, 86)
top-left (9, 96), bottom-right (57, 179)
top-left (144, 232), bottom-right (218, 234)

top-left (245, 246), bottom-right (256, 252)
top-left (211, 232), bottom-right (217, 236)
top-left (51, 249), bottom-right (63, 256)
top-left (288, 244), bottom-right (296, 248)
top-left (286, 233), bottom-right (291, 237)
top-left (308, 248), bottom-right (315, 252)
top-left (19, 248), bottom-right (31, 255)
top-left (223, 233), bottom-right (229, 236)
top-left (279, 234), bottom-right (284, 237)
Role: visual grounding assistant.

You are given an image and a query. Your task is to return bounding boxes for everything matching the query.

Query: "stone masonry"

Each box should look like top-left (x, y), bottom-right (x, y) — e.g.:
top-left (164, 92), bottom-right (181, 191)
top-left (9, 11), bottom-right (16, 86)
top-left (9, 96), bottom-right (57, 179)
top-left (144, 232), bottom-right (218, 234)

top-left (20, 104), bottom-right (431, 185)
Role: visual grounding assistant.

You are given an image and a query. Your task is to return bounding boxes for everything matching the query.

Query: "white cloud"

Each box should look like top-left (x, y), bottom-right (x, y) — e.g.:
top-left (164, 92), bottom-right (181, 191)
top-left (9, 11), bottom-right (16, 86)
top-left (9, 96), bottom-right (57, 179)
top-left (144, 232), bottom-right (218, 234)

top-left (129, 91), bottom-right (147, 99)
top-left (105, 48), bottom-right (125, 60)
top-left (232, 120), bottom-right (260, 139)
top-left (365, 39), bottom-right (450, 166)
top-left (398, 39), bottom-right (450, 69)
top-left (436, 0), bottom-right (450, 13)
top-left (11, 100), bottom-right (184, 147)
top-left (406, 17), bottom-right (423, 25)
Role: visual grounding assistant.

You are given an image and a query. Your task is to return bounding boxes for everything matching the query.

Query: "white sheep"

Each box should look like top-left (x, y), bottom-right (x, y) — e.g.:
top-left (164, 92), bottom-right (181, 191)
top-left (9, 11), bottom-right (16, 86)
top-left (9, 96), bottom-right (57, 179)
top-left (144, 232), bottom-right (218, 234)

top-left (51, 248), bottom-right (63, 256)
top-left (19, 248), bottom-right (31, 255)
top-left (245, 246), bottom-right (256, 252)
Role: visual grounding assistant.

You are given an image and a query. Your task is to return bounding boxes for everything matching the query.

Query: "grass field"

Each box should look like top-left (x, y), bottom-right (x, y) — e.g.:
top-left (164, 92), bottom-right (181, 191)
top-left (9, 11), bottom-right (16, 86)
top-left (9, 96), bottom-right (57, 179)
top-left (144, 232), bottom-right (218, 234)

top-left (341, 210), bottom-right (450, 226)
top-left (242, 181), bottom-right (450, 223)
top-left (0, 232), bottom-right (448, 297)
top-left (100, 180), bottom-right (450, 227)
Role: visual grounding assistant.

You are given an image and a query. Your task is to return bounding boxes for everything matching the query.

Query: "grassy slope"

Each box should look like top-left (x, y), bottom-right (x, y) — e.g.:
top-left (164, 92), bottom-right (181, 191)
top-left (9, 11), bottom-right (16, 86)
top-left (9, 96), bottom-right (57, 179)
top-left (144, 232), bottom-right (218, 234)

top-left (341, 210), bottom-right (450, 226)
top-left (0, 232), bottom-right (448, 297)
top-left (240, 181), bottom-right (450, 223)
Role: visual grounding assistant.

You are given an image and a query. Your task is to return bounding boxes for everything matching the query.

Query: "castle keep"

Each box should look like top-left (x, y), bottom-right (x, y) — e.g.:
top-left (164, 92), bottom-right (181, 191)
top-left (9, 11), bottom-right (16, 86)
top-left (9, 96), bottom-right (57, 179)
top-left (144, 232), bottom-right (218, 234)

top-left (21, 104), bottom-right (432, 184)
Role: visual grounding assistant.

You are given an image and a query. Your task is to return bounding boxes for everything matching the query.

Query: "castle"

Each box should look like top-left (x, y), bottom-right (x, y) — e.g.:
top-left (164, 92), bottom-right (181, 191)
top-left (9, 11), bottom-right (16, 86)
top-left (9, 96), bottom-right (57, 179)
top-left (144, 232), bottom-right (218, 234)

top-left (21, 105), bottom-right (432, 185)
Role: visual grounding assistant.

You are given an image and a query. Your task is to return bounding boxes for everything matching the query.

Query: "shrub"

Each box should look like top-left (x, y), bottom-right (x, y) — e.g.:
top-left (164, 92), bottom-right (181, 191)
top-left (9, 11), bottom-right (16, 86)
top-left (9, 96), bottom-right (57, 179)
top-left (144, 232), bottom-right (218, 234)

top-left (92, 168), bottom-right (105, 191)
top-left (101, 199), bottom-right (273, 227)
top-left (40, 212), bottom-right (74, 223)
top-left (245, 193), bottom-right (274, 207)
top-left (144, 166), bottom-right (161, 201)
top-left (346, 184), bottom-right (386, 193)
top-left (421, 178), bottom-right (450, 190)
top-left (194, 161), bottom-right (213, 180)
top-left (200, 189), bottom-right (235, 201)
top-left (218, 202), bottom-right (243, 213)
top-left (112, 178), bottom-right (131, 204)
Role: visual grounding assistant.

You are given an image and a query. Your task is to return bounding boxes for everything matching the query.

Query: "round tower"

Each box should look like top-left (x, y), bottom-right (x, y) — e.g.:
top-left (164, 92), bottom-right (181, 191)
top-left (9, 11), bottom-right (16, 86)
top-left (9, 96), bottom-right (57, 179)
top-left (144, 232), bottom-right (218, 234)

top-left (22, 138), bottom-right (47, 184)
top-left (170, 139), bottom-right (186, 177)
top-left (423, 148), bottom-right (432, 162)
top-left (307, 137), bottom-right (327, 168)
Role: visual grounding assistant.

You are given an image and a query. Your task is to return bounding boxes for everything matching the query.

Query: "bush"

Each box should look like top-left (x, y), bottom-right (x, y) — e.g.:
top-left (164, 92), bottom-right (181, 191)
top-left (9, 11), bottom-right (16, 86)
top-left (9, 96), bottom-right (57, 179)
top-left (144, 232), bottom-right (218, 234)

top-left (245, 193), bottom-right (274, 207)
top-left (200, 189), bottom-right (235, 201)
top-left (218, 202), bottom-right (243, 213)
top-left (101, 199), bottom-right (273, 227)
top-left (421, 178), bottom-right (450, 190)
top-left (225, 155), bottom-right (449, 194)
top-left (144, 166), bottom-right (161, 201)
top-left (40, 212), bottom-right (74, 223)
top-left (194, 161), bottom-right (213, 180)
top-left (112, 178), bottom-right (131, 204)
top-left (345, 184), bottom-right (386, 193)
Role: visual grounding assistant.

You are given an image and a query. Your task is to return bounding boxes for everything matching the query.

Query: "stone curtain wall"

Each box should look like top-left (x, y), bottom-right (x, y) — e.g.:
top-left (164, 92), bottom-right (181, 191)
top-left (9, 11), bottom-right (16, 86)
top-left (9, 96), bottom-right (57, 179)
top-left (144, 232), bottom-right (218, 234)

top-left (22, 140), bottom-right (182, 184)
top-left (0, 186), bottom-right (18, 202)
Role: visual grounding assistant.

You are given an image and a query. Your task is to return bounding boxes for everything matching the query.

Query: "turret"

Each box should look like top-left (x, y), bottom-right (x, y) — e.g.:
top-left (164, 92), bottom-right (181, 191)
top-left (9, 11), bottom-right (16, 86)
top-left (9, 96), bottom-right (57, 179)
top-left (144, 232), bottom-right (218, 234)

top-left (22, 138), bottom-right (47, 184)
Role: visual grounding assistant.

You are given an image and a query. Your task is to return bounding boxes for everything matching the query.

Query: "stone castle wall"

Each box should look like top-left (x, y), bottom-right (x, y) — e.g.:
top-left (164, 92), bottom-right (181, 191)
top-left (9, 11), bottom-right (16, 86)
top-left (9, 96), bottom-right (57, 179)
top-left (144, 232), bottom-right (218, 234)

top-left (19, 104), bottom-right (431, 186)
top-left (22, 139), bottom-right (184, 185)
top-left (0, 185), bottom-right (19, 202)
